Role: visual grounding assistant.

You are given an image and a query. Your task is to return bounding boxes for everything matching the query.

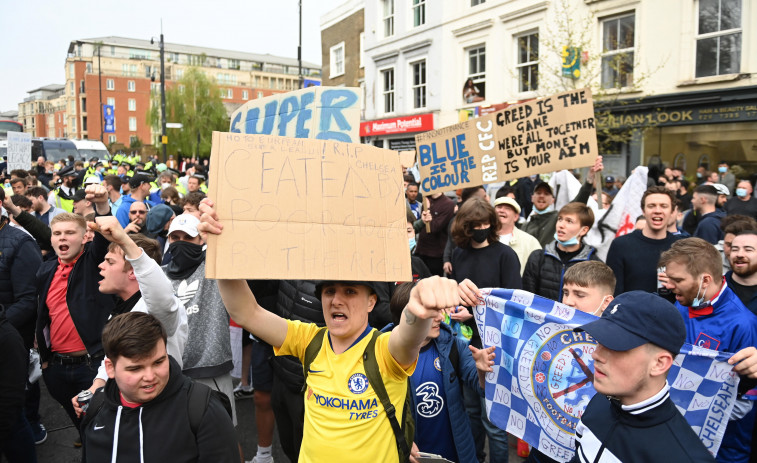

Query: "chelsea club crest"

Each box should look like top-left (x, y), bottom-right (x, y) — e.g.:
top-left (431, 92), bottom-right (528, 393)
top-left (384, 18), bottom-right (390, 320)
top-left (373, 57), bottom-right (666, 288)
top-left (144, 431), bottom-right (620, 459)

top-left (348, 373), bottom-right (369, 394)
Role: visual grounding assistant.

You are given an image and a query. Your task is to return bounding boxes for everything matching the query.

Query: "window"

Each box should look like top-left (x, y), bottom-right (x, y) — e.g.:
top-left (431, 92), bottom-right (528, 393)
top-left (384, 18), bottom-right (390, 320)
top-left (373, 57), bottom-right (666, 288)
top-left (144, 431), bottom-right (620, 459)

top-left (128, 117), bottom-right (136, 131)
top-left (601, 13), bottom-right (635, 88)
top-left (257, 91), bottom-right (264, 98)
top-left (243, 90), bottom-right (249, 100)
top-left (330, 42), bottom-right (345, 78)
top-left (107, 97), bottom-right (115, 108)
top-left (696, 0), bottom-right (741, 77)
top-left (226, 88), bottom-right (233, 99)
top-left (128, 99), bottom-right (136, 111)
top-left (383, 0), bottom-right (394, 37)
top-left (517, 33), bottom-right (539, 92)
top-left (69, 63), bottom-right (74, 78)
top-left (411, 60), bottom-right (426, 109)
top-left (467, 46), bottom-right (486, 100)
top-left (381, 68), bottom-right (395, 113)
top-left (106, 79), bottom-right (114, 90)
top-left (413, 0), bottom-right (426, 27)
top-left (110, 46), bottom-right (115, 56)
top-left (86, 63), bottom-right (92, 73)
top-left (229, 59), bottom-right (240, 70)
top-left (128, 81), bottom-right (136, 92)
top-left (109, 135), bottom-right (116, 143)
top-left (179, 85), bottom-right (185, 94)
top-left (472, 0), bottom-right (485, 5)
top-left (69, 81), bottom-right (74, 95)
top-left (130, 136), bottom-right (139, 146)
top-left (176, 69), bottom-right (184, 80)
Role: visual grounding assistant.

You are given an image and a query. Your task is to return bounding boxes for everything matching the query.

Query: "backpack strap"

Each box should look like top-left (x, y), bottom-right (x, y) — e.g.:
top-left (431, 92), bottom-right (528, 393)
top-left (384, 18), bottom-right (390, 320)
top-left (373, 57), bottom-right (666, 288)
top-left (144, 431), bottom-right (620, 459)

top-left (301, 327), bottom-right (328, 393)
top-left (362, 330), bottom-right (411, 462)
top-left (187, 381), bottom-right (211, 436)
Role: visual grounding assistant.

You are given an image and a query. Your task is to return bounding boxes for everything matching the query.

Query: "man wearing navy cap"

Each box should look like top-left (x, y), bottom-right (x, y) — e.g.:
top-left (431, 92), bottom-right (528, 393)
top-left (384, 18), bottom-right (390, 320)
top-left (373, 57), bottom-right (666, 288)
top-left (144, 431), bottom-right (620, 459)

top-left (570, 291), bottom-right (715, 462)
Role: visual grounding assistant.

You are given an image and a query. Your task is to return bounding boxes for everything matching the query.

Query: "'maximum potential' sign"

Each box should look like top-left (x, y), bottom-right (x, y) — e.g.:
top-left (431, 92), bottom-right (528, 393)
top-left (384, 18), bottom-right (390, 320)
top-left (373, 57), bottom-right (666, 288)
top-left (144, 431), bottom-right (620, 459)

top-left (415, 88), bottom-right (598, 194)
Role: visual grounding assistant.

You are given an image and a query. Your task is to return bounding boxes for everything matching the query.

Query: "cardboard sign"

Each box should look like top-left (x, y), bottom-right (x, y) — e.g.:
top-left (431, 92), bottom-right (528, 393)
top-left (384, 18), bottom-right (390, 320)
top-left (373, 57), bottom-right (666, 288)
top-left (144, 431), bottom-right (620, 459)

top-left (206, 132), bottom-right (412, 281)
top-left (229, 87), bottom-right (361, 143)
top-left (399, 150), bottom-right (416, 169)
top-left (6, 131), bottom-right (31, 171)
top-left (415, 88), bottom-right (598, 194)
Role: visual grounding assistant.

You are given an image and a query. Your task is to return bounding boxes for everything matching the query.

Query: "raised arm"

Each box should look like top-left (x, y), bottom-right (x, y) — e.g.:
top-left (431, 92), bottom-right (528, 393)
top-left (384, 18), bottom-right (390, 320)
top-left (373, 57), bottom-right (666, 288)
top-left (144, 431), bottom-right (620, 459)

top-left (389, 276), bottom-right (461, 367)
top-left (198, 198), bottom-right (288, 347)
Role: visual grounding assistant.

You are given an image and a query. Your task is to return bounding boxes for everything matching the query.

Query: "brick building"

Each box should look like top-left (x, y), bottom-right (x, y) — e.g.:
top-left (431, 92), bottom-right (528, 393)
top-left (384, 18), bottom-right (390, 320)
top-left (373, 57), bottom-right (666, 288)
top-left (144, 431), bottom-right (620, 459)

top-left (321, 0), bottom-right (365, 97)
top-left (20, 36), bottom-right (321, 150)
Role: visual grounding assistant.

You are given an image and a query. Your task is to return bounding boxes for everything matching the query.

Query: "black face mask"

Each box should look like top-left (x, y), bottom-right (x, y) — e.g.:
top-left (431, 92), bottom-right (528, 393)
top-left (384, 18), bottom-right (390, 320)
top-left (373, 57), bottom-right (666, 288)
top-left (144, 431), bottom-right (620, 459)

top-left (165, 240), bottom-right (205, 279)
top-left (471, 227), bottom-right (490, 244)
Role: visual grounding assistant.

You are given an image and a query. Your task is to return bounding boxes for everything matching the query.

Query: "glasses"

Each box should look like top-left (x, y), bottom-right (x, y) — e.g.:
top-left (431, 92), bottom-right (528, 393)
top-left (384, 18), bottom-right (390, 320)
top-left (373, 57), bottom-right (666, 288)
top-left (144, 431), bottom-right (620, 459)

top-left (129, 210), bottom-right (147, 215)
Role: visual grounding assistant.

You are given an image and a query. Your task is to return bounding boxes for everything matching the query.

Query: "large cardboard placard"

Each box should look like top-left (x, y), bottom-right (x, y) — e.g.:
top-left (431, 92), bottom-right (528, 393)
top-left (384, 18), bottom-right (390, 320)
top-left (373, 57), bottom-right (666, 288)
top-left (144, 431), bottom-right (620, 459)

top-left (415, 88), bottom-right (598, 194)
top-left (206, 132), bottom-right (412, 281)
top-left (7, 131), bottom-right (32, 171)
top-left (229, 87), bottom-right (361, 143)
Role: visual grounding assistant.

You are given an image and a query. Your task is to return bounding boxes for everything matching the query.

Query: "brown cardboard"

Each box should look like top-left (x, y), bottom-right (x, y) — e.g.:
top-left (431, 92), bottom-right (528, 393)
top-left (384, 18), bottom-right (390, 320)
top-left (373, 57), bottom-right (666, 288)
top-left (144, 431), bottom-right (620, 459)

top-left (415, 88), bottom-right (598, 194)
top-left (399, 150), bottom-right (416, 169)
top-left (206, 132), bottom-right (412, 282)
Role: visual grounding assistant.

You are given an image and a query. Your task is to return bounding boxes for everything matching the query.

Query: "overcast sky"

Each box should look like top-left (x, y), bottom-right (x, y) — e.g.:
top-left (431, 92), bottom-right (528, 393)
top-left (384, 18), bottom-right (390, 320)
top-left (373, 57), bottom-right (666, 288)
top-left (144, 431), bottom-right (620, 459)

top-left (0, 0), bottom-right (346, 111)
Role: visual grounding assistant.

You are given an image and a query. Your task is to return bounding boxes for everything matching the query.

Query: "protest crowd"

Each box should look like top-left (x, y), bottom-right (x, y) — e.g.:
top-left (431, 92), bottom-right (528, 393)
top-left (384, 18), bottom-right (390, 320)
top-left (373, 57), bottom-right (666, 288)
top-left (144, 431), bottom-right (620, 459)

top-left (2, 137), bottom-right (757, 463)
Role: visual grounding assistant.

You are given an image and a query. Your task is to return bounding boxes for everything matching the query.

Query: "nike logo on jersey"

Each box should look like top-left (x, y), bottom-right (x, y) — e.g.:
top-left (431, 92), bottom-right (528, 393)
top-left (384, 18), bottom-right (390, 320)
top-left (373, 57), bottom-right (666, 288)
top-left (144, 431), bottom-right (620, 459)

top-left (308, 369), bottom-right (324, 374)
top-left (94, 425), bottom-right (105, 430)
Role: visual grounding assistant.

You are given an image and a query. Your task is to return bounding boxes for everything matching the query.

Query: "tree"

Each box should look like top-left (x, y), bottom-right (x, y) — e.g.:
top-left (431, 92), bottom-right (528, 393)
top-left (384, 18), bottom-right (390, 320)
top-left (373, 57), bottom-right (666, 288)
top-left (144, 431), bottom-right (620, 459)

top-left (147, 67), bottom-right (229, 158)
top-left (519, 0), bottom-right (666, 153)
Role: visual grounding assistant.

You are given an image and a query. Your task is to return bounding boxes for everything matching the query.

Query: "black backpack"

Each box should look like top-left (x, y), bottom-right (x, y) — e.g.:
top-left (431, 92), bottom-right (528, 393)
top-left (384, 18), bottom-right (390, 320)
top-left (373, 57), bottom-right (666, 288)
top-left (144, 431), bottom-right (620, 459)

top-left (302, 328), bottom-right (415, 463)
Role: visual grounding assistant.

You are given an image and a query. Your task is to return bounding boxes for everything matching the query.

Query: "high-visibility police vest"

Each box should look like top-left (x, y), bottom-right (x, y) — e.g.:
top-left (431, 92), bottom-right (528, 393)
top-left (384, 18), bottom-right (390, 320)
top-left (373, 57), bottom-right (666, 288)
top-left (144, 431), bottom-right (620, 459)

top-left (52, 189), bottom-right (74, 213)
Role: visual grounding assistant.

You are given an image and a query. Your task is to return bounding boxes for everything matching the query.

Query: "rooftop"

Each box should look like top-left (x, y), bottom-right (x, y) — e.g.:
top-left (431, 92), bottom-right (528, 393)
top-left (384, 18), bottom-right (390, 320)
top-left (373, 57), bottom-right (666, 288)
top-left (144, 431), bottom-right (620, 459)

top-left (26, 84), bottom-right (65, 93)
top-left (69, 36), bottom-right (320, 70)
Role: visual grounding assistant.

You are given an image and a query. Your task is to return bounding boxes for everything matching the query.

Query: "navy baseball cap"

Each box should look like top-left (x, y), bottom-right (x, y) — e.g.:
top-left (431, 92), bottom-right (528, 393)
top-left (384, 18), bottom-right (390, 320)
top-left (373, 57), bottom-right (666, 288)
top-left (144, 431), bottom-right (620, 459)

top-left (575, 291), bottom-right (686, 355)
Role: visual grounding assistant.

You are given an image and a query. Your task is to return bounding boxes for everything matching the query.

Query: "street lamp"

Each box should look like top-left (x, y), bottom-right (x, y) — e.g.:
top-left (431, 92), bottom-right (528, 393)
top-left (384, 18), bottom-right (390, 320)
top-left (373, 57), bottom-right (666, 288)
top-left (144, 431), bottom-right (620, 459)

top-left (151, 31), bottom-right (167, 161)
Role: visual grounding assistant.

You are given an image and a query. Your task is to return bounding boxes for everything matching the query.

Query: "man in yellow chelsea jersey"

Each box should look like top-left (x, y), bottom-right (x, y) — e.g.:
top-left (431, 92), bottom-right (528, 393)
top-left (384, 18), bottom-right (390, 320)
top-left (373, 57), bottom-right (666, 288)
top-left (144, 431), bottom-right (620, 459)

top-left (198, 198), bottom-right (462, 462)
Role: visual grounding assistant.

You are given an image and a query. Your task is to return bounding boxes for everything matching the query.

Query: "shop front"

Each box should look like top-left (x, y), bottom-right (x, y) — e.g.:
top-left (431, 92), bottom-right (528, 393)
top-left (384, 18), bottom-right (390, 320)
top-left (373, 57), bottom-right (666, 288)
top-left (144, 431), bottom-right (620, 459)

top-left (599, 86), bottom-right (757, 180)
top-left (360, 113), bottom-right (435, 151)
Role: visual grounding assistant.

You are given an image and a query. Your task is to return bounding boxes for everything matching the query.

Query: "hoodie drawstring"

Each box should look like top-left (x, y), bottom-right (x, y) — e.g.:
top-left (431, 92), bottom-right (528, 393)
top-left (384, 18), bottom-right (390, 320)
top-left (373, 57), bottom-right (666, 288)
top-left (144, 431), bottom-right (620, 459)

top-left (138, 407), bottom-right (145, 463)
top-left (111, 406), bottom-right (123, 463)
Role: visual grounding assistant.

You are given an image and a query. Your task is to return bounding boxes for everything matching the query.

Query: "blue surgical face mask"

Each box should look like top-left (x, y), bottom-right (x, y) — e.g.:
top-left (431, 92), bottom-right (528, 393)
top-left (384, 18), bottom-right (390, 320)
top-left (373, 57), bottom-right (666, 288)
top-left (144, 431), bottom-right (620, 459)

top-left (696, 172), bottom-right (703, 179)
top-left (736, 188), bottom-right (748, 198)
top-left (718, 166), bottom-right (727, 174)
top-left (692, 277), bottom-right (707, 307)
top-left (536, 204), bottom-right (555, 215)
top-left (408, 236), bottom-right (416, 250)
top-left (554, 232), bottom-right (579, 247)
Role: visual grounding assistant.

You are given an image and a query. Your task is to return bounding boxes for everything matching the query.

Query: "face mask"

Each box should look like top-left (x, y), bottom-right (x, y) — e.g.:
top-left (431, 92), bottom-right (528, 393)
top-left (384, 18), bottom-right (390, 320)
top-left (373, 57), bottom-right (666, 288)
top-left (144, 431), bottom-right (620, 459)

top-left (718, 166), bottom-right (727, 174)
top-left (530, 175), bottom-right (538, 181)
top-left (535, 204), bottom-right (555, 214)
top-left (692, 277), bottom-right (707, 308)
top-left (554, 232), bottom-right (580, 247)
top-left (591, 296), bottom-right (608, 316)
top-left (696, 172), bottom-right (703, 179)
top-left (162, 183), bottom-right (172, 190)
top-left (736, 188), bottom-right (748, 198)
top-left (408, 236), bottom-right (416, 250)
top-left (471, 227), bottom-right (490, 244)
top-left (166, 240), bottom-right (205, 279)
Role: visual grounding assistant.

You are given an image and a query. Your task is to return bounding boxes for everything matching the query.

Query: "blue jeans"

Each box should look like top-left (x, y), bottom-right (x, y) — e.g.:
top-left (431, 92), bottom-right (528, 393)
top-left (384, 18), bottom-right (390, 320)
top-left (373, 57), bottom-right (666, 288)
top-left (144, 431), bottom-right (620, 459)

top-left (463, 384), bottom-right (509, 463)
top-left (0, 409), bottom-right (37, 463)
top-left (42, 360), bottom-right (99, 434)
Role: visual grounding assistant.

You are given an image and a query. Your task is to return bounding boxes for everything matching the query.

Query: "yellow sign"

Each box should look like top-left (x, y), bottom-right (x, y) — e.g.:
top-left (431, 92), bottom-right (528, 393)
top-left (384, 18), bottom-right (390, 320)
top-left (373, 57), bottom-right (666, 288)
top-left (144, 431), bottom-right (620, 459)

top-left (161, 135), bottom-right (168, 145)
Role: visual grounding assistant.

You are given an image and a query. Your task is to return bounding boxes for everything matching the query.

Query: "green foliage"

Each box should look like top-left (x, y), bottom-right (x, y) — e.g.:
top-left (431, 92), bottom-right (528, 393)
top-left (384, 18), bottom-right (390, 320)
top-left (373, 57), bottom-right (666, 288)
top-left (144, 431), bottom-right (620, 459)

top-left (147, 67), bottom-right (229, 158)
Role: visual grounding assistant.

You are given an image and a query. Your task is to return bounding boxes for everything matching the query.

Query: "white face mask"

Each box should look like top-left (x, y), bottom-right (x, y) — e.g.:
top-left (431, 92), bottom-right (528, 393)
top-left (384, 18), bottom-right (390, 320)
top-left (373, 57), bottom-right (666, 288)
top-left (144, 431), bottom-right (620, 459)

top-left (591, 296), bottom-right (608, 316)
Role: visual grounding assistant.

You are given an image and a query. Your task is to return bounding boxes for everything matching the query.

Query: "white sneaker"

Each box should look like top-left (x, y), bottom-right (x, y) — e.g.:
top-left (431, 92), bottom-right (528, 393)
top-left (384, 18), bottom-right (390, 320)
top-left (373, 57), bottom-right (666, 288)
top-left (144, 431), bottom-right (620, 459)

top-left (248, 454), bottom-right (274, 463)
top-left (233, 383), bottom-right (254, 400)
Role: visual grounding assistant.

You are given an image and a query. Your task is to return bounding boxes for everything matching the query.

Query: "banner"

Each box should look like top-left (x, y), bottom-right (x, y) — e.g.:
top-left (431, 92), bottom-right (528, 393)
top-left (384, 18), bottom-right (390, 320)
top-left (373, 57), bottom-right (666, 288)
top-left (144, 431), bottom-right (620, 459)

top-left (6, 131), bottom-right (31, 171)
top-left (583, 166), bottom-right (648, 261)
top-left (205, 132), bottom-right (411, 282)
top-left (103, 104), bottom-right (115, 134)
top-left (475, 288), bottom-right (739, 461)
top-left (415, 88), bottom-right (598, 195)
top-left (229, 87), bottom-right (360, 143)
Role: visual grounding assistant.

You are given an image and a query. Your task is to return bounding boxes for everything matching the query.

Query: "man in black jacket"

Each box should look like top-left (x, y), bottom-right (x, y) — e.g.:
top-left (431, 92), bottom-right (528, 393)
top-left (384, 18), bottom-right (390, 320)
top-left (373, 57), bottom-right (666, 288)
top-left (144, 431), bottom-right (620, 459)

top-left (35, 184), bottom-right (116, 444)
top-left (82, 312), bottom-right (238, 462)
top-left (570, 291), bottom-right (715, 462)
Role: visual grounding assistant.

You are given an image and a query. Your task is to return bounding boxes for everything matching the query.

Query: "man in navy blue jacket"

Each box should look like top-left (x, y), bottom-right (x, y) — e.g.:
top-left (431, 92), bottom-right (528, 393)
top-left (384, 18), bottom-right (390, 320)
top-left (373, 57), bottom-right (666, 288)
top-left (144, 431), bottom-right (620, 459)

top-left (693, 185), bottom-right (726, 245)
top-left (571, 291), bottom-right (715, 462)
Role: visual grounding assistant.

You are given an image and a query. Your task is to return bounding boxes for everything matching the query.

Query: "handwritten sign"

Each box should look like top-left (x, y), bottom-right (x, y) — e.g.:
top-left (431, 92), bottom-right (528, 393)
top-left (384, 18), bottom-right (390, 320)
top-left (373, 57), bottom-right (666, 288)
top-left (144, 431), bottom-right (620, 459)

top-left (205, 132), bottom-right (412, 281)
top-left (229, 87), bottom-right (361, 143)
top-left (6, 131), bottom-right (32, 171)
top-left (415, 88), bottom-right (598, 194)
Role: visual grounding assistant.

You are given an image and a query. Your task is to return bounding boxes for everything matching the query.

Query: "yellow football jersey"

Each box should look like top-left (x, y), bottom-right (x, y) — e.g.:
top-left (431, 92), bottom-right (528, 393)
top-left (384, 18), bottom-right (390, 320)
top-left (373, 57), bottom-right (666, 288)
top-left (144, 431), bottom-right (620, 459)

top-left (275, 320), bottom-right (415, 462)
